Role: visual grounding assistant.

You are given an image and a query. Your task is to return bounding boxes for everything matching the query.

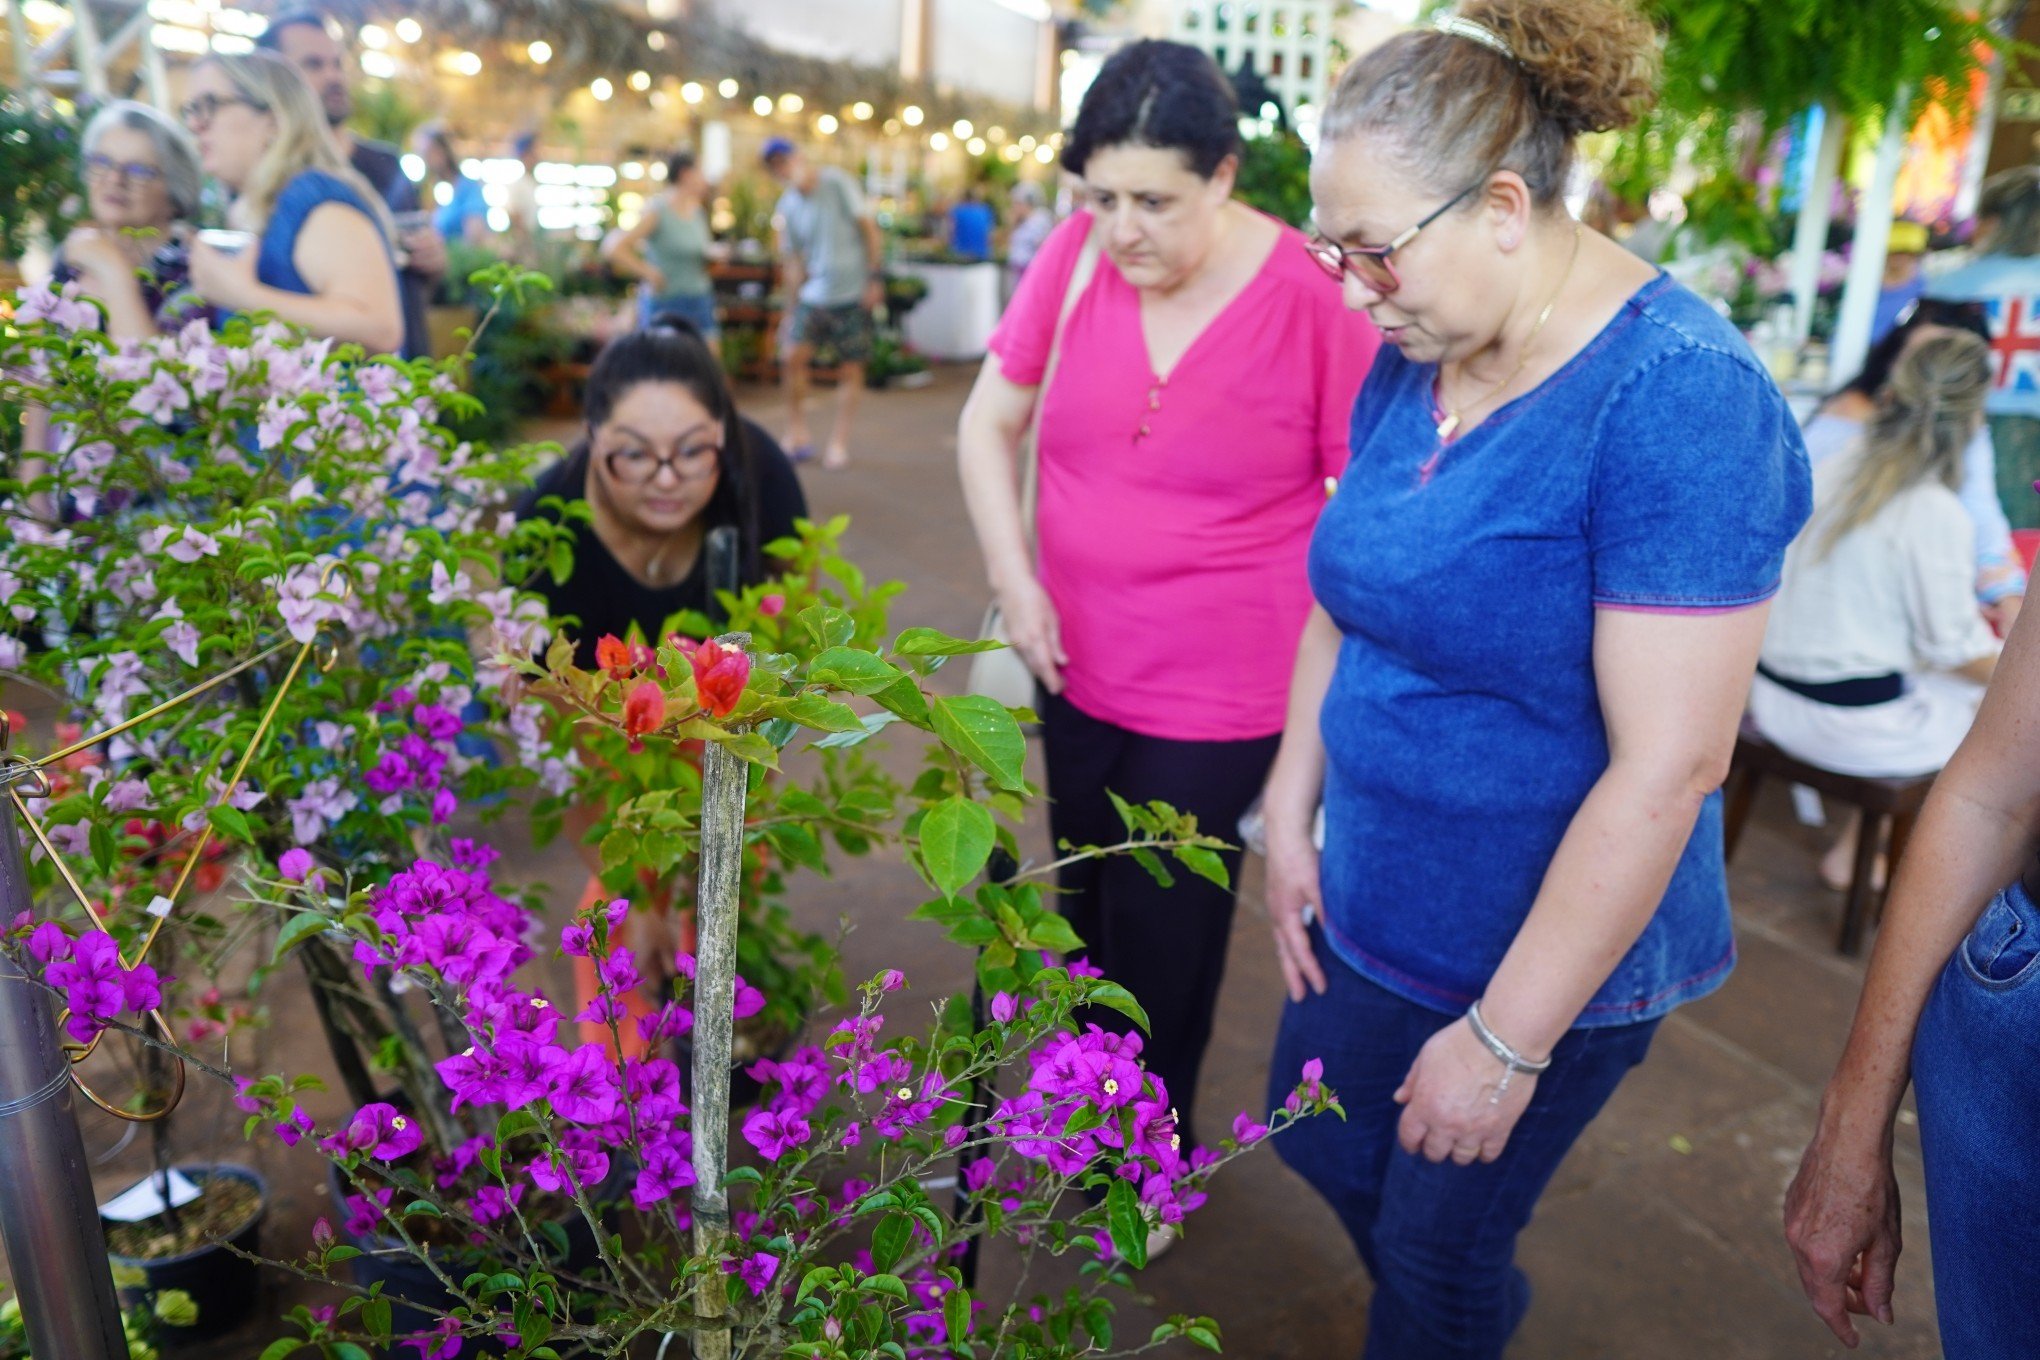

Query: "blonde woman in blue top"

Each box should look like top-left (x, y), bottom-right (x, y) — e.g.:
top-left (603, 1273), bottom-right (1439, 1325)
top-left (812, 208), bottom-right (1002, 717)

top-left (180, 50), bottom-right (402, 354)
top-left (1256, 2), bottom-right (1810, 1354)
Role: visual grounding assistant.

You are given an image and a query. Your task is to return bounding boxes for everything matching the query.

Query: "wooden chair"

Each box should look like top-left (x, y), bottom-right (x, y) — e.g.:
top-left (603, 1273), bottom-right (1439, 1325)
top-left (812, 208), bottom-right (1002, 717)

top-left (1721, 722), bottom-right (1937, 956)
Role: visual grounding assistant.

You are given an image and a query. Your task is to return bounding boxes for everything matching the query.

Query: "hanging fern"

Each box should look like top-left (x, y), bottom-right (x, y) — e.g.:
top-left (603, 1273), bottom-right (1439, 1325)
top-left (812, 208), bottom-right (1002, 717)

top-left (1643, 0), bottom-right (2009, 131)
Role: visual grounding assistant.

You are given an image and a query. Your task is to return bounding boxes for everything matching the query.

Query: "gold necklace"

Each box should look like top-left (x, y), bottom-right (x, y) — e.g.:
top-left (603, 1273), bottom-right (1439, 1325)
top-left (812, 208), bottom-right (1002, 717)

top-left (1434, 222), bottom-right (1583, 442)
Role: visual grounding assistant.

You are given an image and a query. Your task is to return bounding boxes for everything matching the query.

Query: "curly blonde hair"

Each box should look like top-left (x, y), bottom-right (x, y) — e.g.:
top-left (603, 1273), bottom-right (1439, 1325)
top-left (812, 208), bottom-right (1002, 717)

top-left (199, 49), bottom-right (388, 236)
top-left (1322, 0), bottom-right (1660, 204)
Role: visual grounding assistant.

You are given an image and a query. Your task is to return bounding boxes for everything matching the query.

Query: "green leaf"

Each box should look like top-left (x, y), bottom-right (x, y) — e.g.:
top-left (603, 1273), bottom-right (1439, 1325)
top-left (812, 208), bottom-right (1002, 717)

top-left (870, 675), bottom-right (932, 727)
top-left (808, 647), bottom-right (907, 695)
top-left (798, 604), bottom-right (856, 651)
top-left (496, 1109), bottom-right (540, 1145)
top-left (257, 1342), bottom-right (305, 1360)
top-left (546, 536), bottom-right (574, 586)
top-left (871, 1212), bottom-right (914, 1274)
top-left (930, 695), bottom-right (1027, 792)
top-left (782, 692), bottom-right (866, 733)
top-left (710, 728), bottom-right (781, 770)
top-left (893, 626), bottom-right (1003, 657)
top-left (1172, 844), bottom-right (1230, 889)
top-left (944, 1283), bottom-right (972, 1344)
top-left (333, 1345), bottom-right (374, 1360)
top-left (1106, 1178), bottom-right (1147, 1270)
top-left (207, 803), bottom-right (254, 844)
top-left (812, 711), bottom-right (902, 749)
top-left (360, 1295), bottom-right (392, 1340)
top-left (271, 911), bottom-right (331, 960)
top-left (89, 819), bottom-right (117, 874)
top-left (1128, 845), bottom-right (1173, 888)
top-left (918, 797), bottom-right (995, 898)
top-left (1086, 982), bottom-right (1151, 1033)
top-left (863, 1272), bottom-right (911, 1303)
top-left (1024, 912), bottom-right (1083, 953)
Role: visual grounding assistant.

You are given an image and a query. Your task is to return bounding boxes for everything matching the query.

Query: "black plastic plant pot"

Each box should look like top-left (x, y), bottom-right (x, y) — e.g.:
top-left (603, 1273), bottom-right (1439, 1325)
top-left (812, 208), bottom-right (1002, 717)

top-left (326, 1159), bottom-right (616, 1359)
top-left (104, 1161), bottom-right (267, 1344)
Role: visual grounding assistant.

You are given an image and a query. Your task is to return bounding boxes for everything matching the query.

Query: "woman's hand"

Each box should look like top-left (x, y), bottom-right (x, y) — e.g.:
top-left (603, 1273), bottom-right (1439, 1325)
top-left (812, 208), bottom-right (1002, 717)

top-left (188, 238), bottom-right (264, 313)
top-left (1395, 1018), bottom-right (1536, 1164)
top-left (62, 225), bottom-right (131, 281)
top-left (642, 265), bottom-right (669, 296)
top-left (1784, 1112), bottom-right (1902, 1347)
top-left (1265, 823), bottom-right (1327, 1001)
top-left (997, 573), bottom-right (1068, 694)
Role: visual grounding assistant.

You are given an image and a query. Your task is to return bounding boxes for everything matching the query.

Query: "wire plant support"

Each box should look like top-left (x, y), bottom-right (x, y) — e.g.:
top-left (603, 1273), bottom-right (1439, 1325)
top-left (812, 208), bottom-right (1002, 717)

top-left (0, 575), bottom-right (343, 1351)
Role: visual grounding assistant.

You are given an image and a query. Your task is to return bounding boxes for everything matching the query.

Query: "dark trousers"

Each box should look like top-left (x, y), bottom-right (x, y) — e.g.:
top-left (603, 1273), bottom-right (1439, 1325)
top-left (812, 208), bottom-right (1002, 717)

top-left (1041, 690), bottom-right (1278, 1140)
top-left (1270, 928), bottom-right (1658, 1359)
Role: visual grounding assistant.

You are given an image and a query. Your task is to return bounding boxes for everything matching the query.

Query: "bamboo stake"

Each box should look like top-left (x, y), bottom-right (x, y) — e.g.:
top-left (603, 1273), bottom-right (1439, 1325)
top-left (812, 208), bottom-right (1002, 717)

top-left (690, 635), bottom-right (750, 1360)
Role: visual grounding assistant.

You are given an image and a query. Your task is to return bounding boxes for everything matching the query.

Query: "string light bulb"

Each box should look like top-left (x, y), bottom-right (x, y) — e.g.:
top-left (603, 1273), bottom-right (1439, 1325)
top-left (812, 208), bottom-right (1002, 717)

top-left (527, 40), bottom-right (552, 64)
top-left (902, 105), bottom-right (924, 127)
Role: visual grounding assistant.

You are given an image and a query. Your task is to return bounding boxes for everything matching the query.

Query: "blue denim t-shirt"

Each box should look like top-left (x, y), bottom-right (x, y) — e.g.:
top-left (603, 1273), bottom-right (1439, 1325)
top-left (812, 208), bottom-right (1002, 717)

top-left (1310, 274), bottom-right (1811, 1027)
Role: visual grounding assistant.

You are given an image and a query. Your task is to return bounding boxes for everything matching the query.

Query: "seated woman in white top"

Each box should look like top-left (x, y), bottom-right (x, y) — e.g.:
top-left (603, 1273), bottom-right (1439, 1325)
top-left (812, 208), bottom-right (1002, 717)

top-left (1753, 331), bottom-right (2002, 886)
top-left (1800, 298), bottom-right (2026, 630)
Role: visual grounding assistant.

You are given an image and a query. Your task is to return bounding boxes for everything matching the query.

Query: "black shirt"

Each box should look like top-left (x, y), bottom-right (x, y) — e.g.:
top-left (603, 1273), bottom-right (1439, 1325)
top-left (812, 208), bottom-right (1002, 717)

top-left (515, 419), bottom-right (808, 669)
top-left (350, 137), bottom-right (431, 361)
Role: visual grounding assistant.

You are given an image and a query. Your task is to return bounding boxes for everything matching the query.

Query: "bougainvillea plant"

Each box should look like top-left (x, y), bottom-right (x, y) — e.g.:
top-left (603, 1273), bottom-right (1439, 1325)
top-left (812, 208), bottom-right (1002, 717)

top-left (0, 266), bottom-right (579, 1121)
top-left (215, 617), bottom-right (1338, 1359)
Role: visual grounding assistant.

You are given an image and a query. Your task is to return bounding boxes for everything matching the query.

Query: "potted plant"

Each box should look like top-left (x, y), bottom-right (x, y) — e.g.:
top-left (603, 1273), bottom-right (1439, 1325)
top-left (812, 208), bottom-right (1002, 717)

top-left (0, 1278), bottom-right (195, 1359)
top-left (219, 600), bottom-right (1336, 1358)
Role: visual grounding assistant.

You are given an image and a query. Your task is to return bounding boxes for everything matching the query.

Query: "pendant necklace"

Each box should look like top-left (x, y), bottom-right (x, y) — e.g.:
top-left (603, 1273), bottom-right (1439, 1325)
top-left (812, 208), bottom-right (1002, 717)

top-left (1432, 222), bottom-right (1583, 443)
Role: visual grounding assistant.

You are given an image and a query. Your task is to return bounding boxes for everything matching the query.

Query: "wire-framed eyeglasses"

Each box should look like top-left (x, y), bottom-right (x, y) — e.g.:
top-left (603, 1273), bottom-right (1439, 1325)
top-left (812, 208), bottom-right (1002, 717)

top-left (1305, 182), bottom-right (1482, 294)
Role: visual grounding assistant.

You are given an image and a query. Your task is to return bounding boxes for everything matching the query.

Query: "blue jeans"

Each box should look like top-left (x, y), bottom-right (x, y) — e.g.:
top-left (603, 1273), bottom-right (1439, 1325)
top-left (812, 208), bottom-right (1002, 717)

top-left (639, 290), bottom-right (718, 340)
top-left (1270, 929), bottom-right (1658, 1359)
top-left (1913, 878), bottom-right (2040, 1360)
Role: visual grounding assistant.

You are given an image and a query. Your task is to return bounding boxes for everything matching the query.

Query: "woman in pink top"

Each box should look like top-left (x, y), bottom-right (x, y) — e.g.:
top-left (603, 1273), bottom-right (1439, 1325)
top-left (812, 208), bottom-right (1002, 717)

top-left (957, 40), bottom-right (1378, 1166)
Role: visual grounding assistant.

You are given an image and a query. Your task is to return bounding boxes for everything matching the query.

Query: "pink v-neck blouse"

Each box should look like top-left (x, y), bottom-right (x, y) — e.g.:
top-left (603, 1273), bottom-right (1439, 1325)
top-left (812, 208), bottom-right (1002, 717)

top-left (988, 210), bottom-right (1379, 741)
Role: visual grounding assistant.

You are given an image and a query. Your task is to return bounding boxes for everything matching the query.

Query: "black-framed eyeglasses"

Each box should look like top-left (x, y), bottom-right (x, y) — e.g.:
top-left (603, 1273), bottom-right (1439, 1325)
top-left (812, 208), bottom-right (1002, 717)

top-left (1306, 182), bottom-right (1481, 294)
top-left (594, 431), bottom-right (723, 487)
top-left (84, 153), bottom-right (164, 185)
top-left (178, 93), bottom-right (268, 130)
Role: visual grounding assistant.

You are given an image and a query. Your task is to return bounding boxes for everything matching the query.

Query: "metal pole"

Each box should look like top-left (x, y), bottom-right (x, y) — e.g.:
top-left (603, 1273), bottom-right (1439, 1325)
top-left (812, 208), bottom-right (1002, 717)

top-left (690, 644), bottom-right (749, 1360)
top-left (0, 762), bottom-right (127, 1359)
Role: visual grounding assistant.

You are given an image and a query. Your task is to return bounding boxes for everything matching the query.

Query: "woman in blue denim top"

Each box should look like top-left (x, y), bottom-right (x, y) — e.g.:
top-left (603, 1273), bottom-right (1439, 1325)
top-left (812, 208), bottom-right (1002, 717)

top-left (1258, 2), bottom-right (1811, 1355)
top-left (178, 50), bottom-right (403, 355)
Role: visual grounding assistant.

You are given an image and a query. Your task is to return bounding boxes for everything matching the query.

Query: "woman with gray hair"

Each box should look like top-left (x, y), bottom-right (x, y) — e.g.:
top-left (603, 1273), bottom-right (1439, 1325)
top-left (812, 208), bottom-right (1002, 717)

top-left (54, 99), bottom-right (205, 339)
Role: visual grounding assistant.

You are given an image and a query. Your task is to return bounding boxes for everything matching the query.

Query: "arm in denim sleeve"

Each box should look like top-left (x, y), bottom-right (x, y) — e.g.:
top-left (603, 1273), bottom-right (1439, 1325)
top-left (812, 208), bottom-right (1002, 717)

top-left (1588, 346), bottom-right (1813, 611)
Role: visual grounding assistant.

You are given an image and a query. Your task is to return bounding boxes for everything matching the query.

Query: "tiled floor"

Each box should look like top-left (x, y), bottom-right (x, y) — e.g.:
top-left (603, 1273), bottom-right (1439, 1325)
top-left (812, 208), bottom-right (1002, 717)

top-left (5, 366), bottom-right (1945, 1357)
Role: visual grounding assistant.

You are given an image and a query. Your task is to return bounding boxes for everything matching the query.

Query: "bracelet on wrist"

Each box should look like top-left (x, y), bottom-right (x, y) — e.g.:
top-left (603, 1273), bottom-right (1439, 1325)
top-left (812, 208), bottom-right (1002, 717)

top-left (1466, 999), bottom-right (1552, 1104)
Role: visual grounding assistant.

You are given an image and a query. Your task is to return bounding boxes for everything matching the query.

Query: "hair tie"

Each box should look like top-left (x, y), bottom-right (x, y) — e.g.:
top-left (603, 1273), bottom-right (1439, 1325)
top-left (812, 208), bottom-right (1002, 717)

top-left (1431, 13), bottom-right (1517, 63)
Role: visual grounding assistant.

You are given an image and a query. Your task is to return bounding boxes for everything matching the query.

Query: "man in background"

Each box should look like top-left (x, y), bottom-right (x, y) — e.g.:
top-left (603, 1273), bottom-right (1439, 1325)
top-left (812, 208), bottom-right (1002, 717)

top-left (260, 9), bottom-right (441, 359)
top-left (763, 136), bottom-right (883, 471)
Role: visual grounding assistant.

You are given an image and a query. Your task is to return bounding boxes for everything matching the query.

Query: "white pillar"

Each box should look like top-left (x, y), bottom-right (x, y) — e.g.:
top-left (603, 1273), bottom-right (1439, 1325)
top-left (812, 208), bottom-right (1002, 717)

top-left (1788, 105), bottom-right (1845, 347)
top-left (8, 0), bottom-right (36, 92)
top-left (71, 0), bottom-right (107, 100)
top-left (1831, 95), bottom-right (1911, 386)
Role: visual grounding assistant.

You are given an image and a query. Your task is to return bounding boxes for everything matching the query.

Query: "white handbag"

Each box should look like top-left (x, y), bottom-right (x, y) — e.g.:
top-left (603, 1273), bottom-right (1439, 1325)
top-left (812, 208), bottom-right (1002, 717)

top-left (965, 229), bottom-right (1104, 711)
